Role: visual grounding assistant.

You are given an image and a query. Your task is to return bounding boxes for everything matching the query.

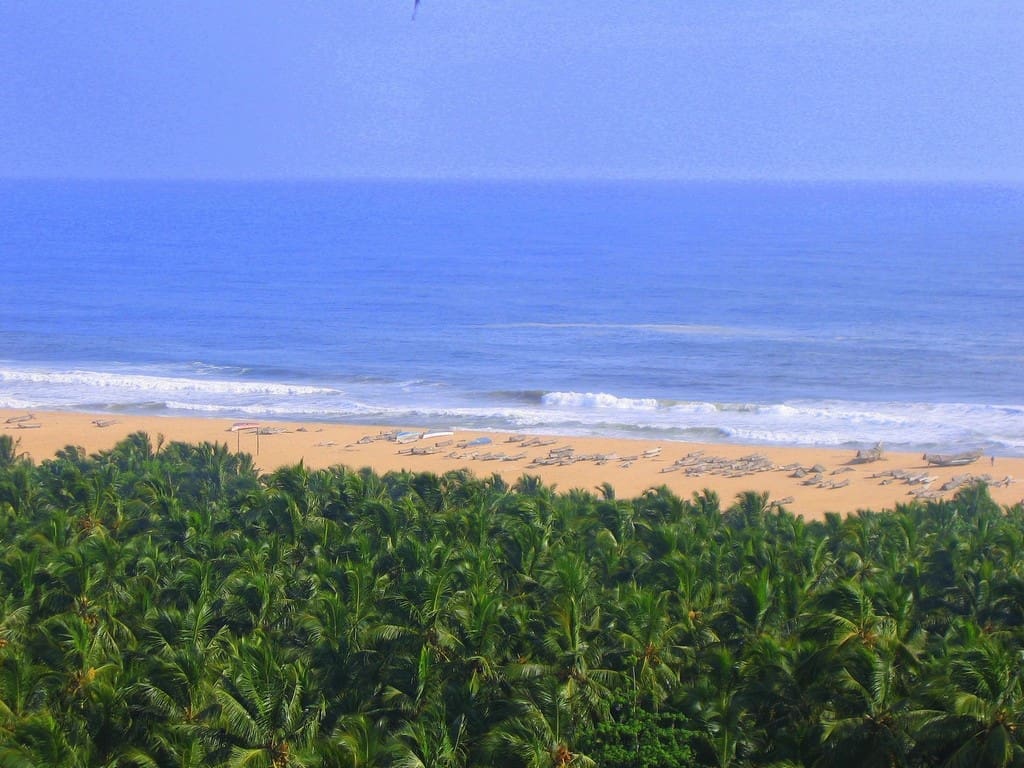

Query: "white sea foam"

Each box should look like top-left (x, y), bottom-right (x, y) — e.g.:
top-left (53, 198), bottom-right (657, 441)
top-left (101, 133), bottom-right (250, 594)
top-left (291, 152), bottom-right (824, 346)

top-left (0, 367), bottom-right (338, 397)
top-left (521, 394), bottom-right (1024, 454)
top-left (0, 396), bottom-right (37, 410)
top-left (2, 362), bottom-right (1022, 455)
top-left (542, 391), bottom-right (659, 409)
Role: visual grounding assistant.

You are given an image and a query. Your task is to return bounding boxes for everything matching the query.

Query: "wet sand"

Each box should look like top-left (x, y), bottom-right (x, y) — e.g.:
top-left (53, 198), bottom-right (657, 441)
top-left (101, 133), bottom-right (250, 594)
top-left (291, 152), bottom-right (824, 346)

top-left (3, 410), bottom-right (1020, 520)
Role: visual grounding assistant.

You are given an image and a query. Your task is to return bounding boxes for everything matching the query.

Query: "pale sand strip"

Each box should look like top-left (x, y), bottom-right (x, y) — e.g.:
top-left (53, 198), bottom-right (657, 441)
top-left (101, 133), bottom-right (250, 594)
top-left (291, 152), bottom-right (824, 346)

top-left (2, 410), bottom-right (1021, 521)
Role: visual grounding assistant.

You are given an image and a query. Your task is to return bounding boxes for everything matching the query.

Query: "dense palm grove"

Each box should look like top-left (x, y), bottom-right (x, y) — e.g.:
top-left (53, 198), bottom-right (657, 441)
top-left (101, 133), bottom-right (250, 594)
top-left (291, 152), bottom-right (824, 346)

top-left (1, 432), bottom-right (1024, 767)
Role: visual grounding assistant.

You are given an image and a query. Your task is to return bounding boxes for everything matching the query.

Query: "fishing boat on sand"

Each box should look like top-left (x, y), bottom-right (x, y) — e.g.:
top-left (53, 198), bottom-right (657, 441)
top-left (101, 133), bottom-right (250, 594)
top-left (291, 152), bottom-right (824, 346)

top-left (422, 430), bottom-right (454, 440)
top-left (852, 442), bottom-right (885, 463)
top-left (922, 451), bottom-right (982, 467)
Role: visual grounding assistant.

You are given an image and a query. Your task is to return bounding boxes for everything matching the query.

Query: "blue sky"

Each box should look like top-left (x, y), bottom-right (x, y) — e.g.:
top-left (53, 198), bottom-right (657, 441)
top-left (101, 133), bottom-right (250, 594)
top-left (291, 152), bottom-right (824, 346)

top-left (1, 1), bottom-right (1021, 181)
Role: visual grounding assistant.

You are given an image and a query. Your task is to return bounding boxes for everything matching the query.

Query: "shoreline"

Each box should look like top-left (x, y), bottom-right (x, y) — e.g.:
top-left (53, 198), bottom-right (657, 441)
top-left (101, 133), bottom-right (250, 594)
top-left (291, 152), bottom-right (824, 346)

top-left (3, 409), bottom-right (1021, 521)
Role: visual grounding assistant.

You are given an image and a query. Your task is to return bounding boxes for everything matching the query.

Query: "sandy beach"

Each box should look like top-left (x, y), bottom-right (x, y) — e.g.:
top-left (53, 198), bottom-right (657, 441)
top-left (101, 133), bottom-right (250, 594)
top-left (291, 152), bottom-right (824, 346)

top-left (2, 409), bottom-right (1020, 521)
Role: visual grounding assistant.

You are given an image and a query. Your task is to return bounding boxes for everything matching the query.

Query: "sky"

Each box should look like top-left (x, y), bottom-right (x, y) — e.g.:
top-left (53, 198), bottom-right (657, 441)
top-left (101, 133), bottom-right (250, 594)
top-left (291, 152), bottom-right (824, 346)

top-left (1, 1), bottom-right (1022, 182)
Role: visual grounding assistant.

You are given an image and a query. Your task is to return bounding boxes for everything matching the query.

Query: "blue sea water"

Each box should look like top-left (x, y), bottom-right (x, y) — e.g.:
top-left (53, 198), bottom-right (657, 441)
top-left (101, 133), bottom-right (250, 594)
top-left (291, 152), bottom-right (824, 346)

top-left (1, 179), bottom-right (1023, 454)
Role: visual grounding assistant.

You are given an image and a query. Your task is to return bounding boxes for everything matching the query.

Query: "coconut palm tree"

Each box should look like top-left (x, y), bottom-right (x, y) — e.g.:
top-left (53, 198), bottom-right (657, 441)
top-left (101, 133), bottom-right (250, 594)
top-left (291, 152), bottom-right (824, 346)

top-left (817, 652), bottom-right (937, 768)
top-left (483, 676), bottom-right (596, 768)
top-left (612, 585), bottom-right (684, 708)
top-left (915, 639), bottom-right (1024, 768)
top-left (208, 637), bottom-right (327, 768)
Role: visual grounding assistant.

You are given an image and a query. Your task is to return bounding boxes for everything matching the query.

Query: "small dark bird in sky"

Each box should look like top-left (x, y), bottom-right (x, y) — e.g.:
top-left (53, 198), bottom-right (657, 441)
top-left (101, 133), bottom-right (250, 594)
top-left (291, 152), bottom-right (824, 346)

top-left (412, 0), bottom-right (420, 20)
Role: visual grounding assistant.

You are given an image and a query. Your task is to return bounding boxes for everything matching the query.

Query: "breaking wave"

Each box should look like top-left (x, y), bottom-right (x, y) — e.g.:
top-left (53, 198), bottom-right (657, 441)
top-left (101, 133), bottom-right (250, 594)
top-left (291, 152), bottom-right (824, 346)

top-left (1, 364), bottom-right (1022, 455)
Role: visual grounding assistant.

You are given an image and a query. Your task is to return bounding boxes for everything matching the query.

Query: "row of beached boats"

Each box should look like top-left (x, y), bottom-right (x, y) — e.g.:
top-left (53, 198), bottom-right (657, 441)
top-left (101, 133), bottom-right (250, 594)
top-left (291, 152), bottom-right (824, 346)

top-left (868, 466), bottom-right (1013, 497)
top-left (662, 450), bottom-right (776, 478)
top-left (852, 443), bottom-right (985, 468)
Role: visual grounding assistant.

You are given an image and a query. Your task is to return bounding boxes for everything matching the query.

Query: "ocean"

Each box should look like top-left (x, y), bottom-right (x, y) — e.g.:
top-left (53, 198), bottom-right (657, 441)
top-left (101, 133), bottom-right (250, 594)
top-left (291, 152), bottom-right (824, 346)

top-left (1, 179), bottom-right (1022, 455)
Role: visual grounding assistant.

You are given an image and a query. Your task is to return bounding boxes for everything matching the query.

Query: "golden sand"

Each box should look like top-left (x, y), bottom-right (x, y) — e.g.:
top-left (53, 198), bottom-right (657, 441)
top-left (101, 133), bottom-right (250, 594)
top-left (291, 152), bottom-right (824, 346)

top-left (3, 409), bottom-right (1021, 521)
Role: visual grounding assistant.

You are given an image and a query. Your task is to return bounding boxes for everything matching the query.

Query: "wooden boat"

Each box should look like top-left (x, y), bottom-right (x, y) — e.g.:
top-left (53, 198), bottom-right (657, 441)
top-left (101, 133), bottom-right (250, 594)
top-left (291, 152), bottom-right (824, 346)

top-left (922, 451), bottom-right (982, 467)
top-left (422, 430), bottom-right (454, 440)
top-left (395, 431), bottom-right (422, 444)
top-left (852, 442), bottom-right (885, 463)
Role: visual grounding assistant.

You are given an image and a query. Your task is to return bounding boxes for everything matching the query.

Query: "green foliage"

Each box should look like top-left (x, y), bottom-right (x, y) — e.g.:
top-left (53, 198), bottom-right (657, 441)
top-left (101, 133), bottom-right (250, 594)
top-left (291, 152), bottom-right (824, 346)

top-left (0, 433), bottom-right (1023, 767)
top-left (0, 435), bottom-right (20, 469)
top-left (578, 698), bottom-right (697, 767)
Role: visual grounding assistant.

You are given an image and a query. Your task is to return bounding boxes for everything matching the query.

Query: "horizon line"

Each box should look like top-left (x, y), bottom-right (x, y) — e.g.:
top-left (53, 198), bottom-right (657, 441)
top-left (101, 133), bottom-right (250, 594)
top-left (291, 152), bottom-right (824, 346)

top-left (2, 172), bottom-right (1023, 187)
top-left (0, 171), bottom-right (1019, 187)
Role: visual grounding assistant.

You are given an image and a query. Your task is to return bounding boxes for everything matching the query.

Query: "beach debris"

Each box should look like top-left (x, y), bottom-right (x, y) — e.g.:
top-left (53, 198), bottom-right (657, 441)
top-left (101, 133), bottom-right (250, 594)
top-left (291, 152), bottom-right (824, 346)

top-left (652, 451), bottom-right (778, 478)
top-left (935, 474), bottom-right (1015, 492)
top-left (398, 446), bottom-right (439, 456)
top-left (257, 426), bottom-right (288, 435)
top-left (528, 445), bottom-right (576, 466)
top-left (521, 437), bottom-right (556, 448)
top-left (870, 468), bottom-right (906, 479)
top-left (357, 430), bottom-right (400, 444)
top-left (940, 474), bottom-right (972, 492)
top-left (91, 419), bottom-right (118, 428)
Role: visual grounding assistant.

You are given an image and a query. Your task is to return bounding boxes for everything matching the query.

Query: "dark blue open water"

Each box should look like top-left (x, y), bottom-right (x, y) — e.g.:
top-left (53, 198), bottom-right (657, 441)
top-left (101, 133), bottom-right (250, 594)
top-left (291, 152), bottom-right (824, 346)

top-left (1, 179), bottom-right (1022, 453)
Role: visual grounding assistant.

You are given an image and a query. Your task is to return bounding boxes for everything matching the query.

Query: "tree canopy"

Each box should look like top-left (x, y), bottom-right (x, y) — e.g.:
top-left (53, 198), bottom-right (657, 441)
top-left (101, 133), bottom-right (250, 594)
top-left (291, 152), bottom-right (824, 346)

top-left (1, 431), bottom-right (1023, 767)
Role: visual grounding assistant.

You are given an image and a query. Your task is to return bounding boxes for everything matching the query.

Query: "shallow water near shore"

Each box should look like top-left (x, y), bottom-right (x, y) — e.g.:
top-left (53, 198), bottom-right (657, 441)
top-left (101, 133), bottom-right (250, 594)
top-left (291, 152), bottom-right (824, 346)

top-left (1, 179), bottom-right (1022, 454)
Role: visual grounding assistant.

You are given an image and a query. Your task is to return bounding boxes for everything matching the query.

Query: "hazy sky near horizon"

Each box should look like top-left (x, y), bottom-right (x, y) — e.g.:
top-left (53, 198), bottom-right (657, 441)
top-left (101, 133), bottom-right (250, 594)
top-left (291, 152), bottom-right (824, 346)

top-left (2, 1), bottom-right (1022, 182)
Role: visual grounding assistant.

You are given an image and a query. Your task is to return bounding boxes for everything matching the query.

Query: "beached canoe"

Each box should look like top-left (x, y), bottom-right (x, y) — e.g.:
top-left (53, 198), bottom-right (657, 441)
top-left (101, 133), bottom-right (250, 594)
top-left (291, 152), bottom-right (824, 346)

top-left (922, 451), bottom-right (982, 467)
